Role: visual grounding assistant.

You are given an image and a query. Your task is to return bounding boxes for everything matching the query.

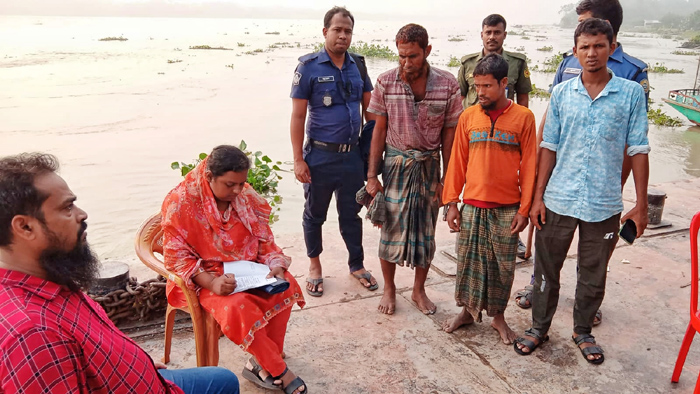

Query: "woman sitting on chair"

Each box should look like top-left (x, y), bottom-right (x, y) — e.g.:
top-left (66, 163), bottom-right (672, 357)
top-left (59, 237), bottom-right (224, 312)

top-left (161, 145), bottom-right (307, 394)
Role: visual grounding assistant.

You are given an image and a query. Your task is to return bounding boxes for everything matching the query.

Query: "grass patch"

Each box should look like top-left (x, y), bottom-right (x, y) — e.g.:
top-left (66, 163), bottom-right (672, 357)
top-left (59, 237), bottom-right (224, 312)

top-left (648, 108), bottom-right (683, 126)
top-left (237, 42), bottom-right (245, 47)
top-left (514, 46), bottom-right (525, 52)
top-left (680, 35), bottom-right (700, 49)
top-left (167, 59), bottom-right (182, 64)
top-left (99, 36), bottom-right (127, 41)
top-left (649, 62), bottom-right (684, 73)
top-left (265, 31), bottom-right (280, 35)
top-left (537, 45), bottom-right (553, 52)
top-left (671, 50), bottom-right (698, 55)
top-left (314, 42), bottom-right (398, 61)
top-left (531, 84), bottom-right (551, 99)
top-left (447, 56), bottom-right (461, 67)
top-left (253, 48), bottom-right (264, 53)
top-left (447, 36), bottom-right (465, 42)
top-left (521, 36), bottom-right (531, 40)
top-left (532, 53), bottom-right (563, 73)
top-left (225, 64), bottom-right (234, 69)
top-left (189, 45), bottom-right (233, 50)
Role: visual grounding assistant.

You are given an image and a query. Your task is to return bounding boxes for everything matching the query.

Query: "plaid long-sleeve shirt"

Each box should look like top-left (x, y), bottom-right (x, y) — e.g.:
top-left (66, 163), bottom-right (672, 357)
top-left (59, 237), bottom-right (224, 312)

top-left (0, 268), bottom-right (183, 394)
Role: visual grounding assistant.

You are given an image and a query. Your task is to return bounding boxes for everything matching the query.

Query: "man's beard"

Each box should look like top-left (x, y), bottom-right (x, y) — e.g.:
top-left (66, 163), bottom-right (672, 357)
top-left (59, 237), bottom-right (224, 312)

top-left (400, 59), bottom-right (428, 84)
top-left (39, 221), bottom-right (99, 292)
top-left (479, 99), bottom-right (496, 111)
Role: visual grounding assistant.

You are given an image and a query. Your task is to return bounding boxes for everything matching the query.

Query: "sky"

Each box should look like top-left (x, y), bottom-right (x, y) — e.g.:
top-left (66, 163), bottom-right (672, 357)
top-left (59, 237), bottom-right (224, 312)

top-left (0, 0), bottom-right (570, 25)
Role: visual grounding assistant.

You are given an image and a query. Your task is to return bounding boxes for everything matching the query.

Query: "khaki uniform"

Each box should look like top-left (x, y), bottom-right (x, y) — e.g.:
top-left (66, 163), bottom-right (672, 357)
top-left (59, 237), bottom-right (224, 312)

top-left (458, 50), bottom-right (532, 109)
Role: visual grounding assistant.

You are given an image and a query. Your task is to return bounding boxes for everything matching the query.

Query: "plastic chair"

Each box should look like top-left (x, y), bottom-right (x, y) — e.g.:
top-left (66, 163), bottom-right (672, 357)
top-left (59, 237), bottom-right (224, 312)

top-left (671, 211), bottom-right (700, 390)
top-left (134, 213), bottom-right (221, 367)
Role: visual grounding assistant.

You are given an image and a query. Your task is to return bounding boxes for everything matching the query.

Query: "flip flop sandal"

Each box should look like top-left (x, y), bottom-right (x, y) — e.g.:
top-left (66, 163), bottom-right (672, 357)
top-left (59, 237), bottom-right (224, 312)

top-left (351, 271), bottom-right (378, 291)
top-left (241, 357), bottom-right (281, 391)
top-left (593, 309), bottom-right (602, 326)
top-left (305, 277), bottom-right (323, 297)
top-left (514, 327), bottom-right (549, 356)
top-left (283, 376), bottom-right (308, 394)
top-left (572, 333), bottom-right (605, 364)
top-left (514, 285), bottom-right (533, 309)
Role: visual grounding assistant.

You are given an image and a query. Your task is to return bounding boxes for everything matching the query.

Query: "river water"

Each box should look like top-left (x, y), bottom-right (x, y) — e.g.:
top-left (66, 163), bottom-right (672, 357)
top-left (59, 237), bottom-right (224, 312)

top-left (1, 15), bottom-right (699, 262)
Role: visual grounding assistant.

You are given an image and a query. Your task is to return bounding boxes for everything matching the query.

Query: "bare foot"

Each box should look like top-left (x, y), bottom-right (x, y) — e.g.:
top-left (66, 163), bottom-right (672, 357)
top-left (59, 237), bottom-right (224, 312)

top-left (306, 258), bottom-right (323, 294)
top-left (442, 307), bottom-right (474, 333)
top-left (491, 313), bottom-right (517, 344)
top-left (378, 286), bottom-right (396, 314)
top-left (411, 289), bottom-right (436, 315)
top-left (274, 368), bottom-right (306, 394)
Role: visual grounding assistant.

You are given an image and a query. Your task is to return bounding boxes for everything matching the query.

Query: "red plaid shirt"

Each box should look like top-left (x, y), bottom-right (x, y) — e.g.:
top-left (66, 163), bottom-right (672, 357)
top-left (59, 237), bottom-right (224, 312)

top-left (0, 268), bottom-right (183, 394)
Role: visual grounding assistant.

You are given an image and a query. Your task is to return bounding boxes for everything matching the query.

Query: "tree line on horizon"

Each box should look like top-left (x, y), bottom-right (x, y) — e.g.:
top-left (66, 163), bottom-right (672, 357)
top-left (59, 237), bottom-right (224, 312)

top-left (559, 0), bottom-right (700, 30)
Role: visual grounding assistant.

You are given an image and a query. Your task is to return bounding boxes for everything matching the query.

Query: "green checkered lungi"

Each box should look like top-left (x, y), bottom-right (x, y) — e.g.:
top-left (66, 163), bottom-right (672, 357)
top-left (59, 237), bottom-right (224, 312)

top-left (456, 204), bottom-right (519, 321)
top-left (378, 144), bottom-right (440, 269)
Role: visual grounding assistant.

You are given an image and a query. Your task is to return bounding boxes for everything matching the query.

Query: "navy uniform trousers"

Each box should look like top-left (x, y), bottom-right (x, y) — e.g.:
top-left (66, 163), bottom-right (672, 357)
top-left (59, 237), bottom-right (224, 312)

top-left (302, 142), bottom-right (365, 272)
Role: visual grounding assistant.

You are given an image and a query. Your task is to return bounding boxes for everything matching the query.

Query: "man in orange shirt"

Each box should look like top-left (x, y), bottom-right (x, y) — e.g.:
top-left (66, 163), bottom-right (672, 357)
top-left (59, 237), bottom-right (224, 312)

top-left (442, 53), bottom-right (536, 344)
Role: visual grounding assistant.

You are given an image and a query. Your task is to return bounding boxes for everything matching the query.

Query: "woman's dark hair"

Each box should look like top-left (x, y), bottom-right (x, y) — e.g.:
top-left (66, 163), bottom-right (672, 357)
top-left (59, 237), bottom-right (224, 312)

top-left (474, 53), bottom-right (509, 82)
top-left (576, 0), bottom-right (623, 36)
top-left (482, 14), bottom-right (507, 30)
top-left (574, 17), bottom-right (614, 46)
top-left (206, 145), bottom-right (251, 177)
top-left (324, 6), bottom-right (354, 29)
top-left (0, 153), bottom-right (59, 247)
top-left (395, 23), bottom-right (429, 50)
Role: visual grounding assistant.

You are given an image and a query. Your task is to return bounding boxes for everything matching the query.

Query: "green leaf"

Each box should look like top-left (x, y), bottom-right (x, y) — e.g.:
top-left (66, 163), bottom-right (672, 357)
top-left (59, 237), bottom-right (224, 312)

top-left (171, 162), bottom-right (180, 170)
top-left (239, 140), bottom-right (247, 151)
top-left (254, 151), bottom-right (262, 157)
top-left (198, 153), bottom-right (208, 160)
top-left (255, 157), bottom-right (262, 166)
top-left (272, 165), bottom-right (281, 171)
top-left (262, 155), bottom-right (272, 163)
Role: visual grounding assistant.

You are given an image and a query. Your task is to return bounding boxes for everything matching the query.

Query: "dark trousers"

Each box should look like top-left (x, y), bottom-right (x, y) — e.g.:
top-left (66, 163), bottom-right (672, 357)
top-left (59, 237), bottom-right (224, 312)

top-left (302, 144), bottom-right (365, 272)
top-left (531, 208), bottom-right (620, 335)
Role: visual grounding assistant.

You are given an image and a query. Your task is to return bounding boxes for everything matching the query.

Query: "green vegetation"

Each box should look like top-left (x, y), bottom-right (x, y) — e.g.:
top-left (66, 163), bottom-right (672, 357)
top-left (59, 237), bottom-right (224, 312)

top-left (647, 108), bottom-right (683, 127)
top-left (99, 36), bottom-right (127, 41)
top-left (681, 34), bottom-right (700, 49)
top-left (447, 36), bottom-right (465, 42)
top-left (253, 48), bottom-right (264, 53)
top-left (265, 31), bottom-right (280, 35)
top-left (671, 50), bottom-right (699, 56)
top-left (225, 64), bottom-right (234, 69)
top-left (314, 42), bottom-right (398, 60)
top-left (521, 36), bottom-right (531, 40)
top-left (447, 56), bottom-right (461, 67)
top-left (649, 62), bottom-right (684, 73)
top-left (167, 59), bottom-right (182, 64)
top-left (531, 84), bottom-right (551, 99)
top-left (537, 45), bottom-right (553, 52)
top-left (514, 46), bottom-right (525, 52)
top-left (189, 45), bottom-right (233, 50)
top-left (171, 141), bottom-right (285, 224)
top-left (532, 53), bottom-right (564, 73)
top-left (237, 42), bottom-right (245, 47)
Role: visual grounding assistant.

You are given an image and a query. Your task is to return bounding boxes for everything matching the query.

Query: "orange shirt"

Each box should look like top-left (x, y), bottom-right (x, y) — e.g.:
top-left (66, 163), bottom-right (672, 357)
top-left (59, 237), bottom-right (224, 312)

top-left (442, 102), bottom-right (536, 217)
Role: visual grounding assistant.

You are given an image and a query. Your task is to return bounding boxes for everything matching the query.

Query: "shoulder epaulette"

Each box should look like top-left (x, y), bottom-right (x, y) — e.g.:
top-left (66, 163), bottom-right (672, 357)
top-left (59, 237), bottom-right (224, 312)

top-left (460, 52), bottom-right (480, 64)
top-left (298, 52), bottom-right (320, 65)
top-left (505, 51), bottom-right (527, 61)
top-left (562, 49), bottom-right (574, 58)
top-left (622, 52), bottom-right (648, 72)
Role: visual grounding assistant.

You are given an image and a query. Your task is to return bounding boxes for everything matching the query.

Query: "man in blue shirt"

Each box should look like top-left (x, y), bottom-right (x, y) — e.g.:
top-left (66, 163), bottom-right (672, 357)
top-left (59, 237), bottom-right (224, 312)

top-left (514, 18), bottom-right (650, 364)
top-left (290, 6), bottom-right (376, 297)
top-left (513, 0), bottom-right (650, 325)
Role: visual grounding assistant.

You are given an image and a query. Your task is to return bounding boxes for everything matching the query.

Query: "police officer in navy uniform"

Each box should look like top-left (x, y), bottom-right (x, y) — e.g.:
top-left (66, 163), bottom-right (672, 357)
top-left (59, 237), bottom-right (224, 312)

top-left (513, 0), bottom-right (650, 327)
top-left (290, 6), bottom-right (377, 297)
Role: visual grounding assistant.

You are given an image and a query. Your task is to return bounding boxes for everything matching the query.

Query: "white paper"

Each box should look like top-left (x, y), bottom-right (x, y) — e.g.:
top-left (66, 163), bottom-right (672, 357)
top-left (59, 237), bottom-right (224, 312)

top-left (223, 260), bottom-right (277, 294)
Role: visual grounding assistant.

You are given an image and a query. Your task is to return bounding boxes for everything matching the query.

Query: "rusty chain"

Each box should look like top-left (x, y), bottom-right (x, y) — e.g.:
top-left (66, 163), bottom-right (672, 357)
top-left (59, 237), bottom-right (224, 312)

top-left (89, 276), bottom-right (168, 326)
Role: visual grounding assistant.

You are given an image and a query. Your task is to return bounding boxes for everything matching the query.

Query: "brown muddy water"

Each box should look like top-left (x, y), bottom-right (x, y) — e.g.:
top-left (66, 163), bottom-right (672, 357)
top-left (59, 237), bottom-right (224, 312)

top-left (1, 16), bottom-right (699, 265)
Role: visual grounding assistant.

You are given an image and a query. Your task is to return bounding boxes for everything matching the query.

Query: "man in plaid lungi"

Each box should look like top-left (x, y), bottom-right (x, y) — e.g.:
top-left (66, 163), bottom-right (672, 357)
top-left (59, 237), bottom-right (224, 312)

top-left (442, 54), bottom-right (536, 344)
top-left (366, 24), bottom-right (462, 315)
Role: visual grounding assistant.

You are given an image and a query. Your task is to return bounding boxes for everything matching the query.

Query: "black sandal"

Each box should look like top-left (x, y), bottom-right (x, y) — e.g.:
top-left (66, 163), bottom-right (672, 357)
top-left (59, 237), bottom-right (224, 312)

top-left (572, 333), bottom-right (605, 364)
top-left (514, 328), bottom-right (549, 355)
top-left (283, 376), bottom-right (307, 394)
top-left (241, 357), bottom-right (281, 390)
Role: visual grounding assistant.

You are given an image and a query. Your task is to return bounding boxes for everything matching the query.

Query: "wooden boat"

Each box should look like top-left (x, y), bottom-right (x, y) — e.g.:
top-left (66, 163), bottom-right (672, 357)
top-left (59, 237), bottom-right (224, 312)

top-left (663, 56), bottom-right (700, 126)
top-left (663, 89), bottom-right (700, 126)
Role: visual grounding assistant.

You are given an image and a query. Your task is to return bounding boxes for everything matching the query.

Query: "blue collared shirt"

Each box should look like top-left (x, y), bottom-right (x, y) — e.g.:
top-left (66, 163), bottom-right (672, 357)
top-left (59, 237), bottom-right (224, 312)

top-left (551, 43), bottom-right (649, 109)
top-left (541, 72), bottom-right (650, 222)
top-left (290, 48), bottom-right (373, 144)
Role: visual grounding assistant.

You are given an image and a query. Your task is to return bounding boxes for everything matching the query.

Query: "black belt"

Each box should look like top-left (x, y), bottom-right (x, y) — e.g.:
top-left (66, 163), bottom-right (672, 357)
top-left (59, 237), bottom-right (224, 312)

top-left (308, 139), bottom-right (358, 153)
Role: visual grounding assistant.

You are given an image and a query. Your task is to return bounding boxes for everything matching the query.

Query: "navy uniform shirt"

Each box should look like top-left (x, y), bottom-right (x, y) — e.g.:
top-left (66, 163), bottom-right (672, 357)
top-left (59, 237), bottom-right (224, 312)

top-left (551, 43), bottom-right (649, 109)
top-left (290, 47), bottom-right (373, 144)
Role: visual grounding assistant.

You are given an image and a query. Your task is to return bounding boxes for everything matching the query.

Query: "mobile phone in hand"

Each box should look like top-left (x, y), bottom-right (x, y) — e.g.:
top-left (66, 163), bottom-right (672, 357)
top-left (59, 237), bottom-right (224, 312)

top-left (619, 219), bottom-right (637, 245)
